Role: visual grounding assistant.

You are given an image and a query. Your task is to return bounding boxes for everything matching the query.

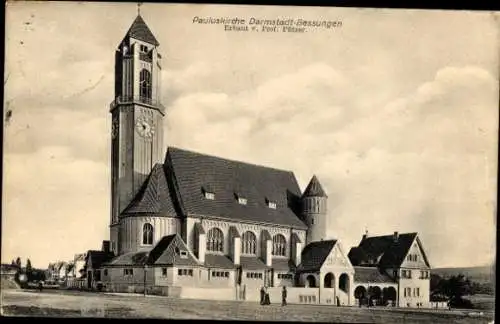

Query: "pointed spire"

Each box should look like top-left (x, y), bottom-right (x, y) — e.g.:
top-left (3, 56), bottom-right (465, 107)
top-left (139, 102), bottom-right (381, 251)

top-left (302, 175), bottom-right (328, 198)
top-left (123, 13), bottom-right (159, 46)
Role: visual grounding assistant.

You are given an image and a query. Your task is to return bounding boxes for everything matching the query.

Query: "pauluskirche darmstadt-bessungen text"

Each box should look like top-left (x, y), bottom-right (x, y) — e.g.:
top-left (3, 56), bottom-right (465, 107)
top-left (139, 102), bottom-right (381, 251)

top-left (192, 16), bottom-right (342, 32)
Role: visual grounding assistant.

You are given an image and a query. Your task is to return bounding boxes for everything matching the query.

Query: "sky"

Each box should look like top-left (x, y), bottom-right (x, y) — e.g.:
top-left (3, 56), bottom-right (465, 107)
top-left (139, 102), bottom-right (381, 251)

top-left (3, 2), bottom-right (499, 269)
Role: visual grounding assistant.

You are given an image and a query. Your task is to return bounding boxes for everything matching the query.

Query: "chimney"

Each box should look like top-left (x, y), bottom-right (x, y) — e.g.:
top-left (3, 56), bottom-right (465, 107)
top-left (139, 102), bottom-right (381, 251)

top-left (362, 229), bottom-right (369, 241)
top-left (102, 240), bottom-right (110, 253)
top-left (393, 232), bottom-right (399, 242)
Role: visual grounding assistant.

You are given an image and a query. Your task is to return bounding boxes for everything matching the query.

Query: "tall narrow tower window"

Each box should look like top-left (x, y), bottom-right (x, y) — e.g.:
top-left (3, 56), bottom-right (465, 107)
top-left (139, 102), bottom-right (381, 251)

top-left (139, 69), bottom-right (152, 102)
top-left (143, 223), bottom-right (154, 245)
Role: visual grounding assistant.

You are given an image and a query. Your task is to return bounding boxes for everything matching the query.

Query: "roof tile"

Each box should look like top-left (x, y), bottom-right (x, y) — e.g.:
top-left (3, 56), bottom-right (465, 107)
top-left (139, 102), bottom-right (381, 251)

top-left (297, 240), bottom-right (337, 272)
top-left (165, 147), bottom-right (307, 229)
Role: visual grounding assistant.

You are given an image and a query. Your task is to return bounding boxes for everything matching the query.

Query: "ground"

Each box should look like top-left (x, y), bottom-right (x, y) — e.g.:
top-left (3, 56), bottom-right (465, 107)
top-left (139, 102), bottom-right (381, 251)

top-left (0, 289), bottom-right (494, 323)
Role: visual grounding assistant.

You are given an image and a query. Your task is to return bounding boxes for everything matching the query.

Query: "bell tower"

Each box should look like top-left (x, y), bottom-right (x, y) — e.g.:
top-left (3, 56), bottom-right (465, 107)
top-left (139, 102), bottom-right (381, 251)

top-left (109, 13), bottom-right (165, 255)
top-left (301, 175), bottom-right (329, 244)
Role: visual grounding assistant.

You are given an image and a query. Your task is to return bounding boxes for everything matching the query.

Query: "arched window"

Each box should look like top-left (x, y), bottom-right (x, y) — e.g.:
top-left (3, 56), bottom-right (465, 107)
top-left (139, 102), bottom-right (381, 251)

top-left (241, 231), bottom-right (256, 254)
top-left (142, 223), bottom-right (153, 245)
top-left (139, 69), bottom-right (152, 101)
top-left (206, 228), bottom-right (224, 252)
top-left (272, 234), bottom-right (286, 256)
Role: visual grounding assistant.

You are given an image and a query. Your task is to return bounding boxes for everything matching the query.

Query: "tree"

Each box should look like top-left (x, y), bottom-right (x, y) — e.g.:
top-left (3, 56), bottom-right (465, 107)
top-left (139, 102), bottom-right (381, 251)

top-left (15, 257), bottom-right (21, 268)
top-left (26, 259), bottom-right (33, 274)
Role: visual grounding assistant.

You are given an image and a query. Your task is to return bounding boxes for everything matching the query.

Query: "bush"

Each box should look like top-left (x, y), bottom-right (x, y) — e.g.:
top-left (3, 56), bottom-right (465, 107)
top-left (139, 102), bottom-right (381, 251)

top-left (450, 297), bottom-right (474, 309)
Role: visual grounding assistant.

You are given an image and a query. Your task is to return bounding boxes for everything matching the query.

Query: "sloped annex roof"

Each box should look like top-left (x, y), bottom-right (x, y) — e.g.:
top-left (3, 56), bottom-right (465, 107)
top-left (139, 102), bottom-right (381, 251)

top-left (302, 175), bottom-right (328, 198)
top-left (297, 240), bottom-right (337, 272)
top-left (122, 164), bottom-right (177, 216)
top-left (204, 254), bottom-right (236, 269)
top-left (272, 258), bottom-right (296, 271)
top-left (353, 266), bottom-right (395, 284)
top-left (104, 250), bottom-right (150, 267)
top-left (240, 256), bottom-right (269, 270)
top-left (348, 232), bottom-right (423, 268)
top-left (122, 14), bottom-right (159, 46)
top-left (165, 147), bottom-right (307, 229)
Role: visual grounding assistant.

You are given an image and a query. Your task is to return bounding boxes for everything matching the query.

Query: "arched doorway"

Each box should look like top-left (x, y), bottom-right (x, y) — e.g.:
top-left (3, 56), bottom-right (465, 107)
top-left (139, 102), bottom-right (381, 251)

top-left (354, 286), bottom-right (367, 306)
top-left (324, 273), bottom-right (335, 288)
top-left (339, 273), bottom-right (349, 292)
top-left (368, 286), bottom-right (382, 306)
top-left (306, 275), bottom-right (316, 288)
top-left (382, 286), bottom-right (397, 306)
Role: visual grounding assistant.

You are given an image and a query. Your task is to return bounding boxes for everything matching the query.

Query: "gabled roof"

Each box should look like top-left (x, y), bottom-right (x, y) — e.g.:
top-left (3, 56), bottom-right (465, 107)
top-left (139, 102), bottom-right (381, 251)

top-left (122, 14), bottom-right (159, 46)
top-left (104, 250), bottom-right (150, 267)
top-left (353, 266), bottom-right (395, 283)
top-left (165, 147), bottom-right (306, 229)
top-left (122, 164), bottom-right (177, 216)
top-left (348, 232), bottom-right (419, 268)
top-left (147, 234), bottom-right (199, 266)
top-left (86, 250), bottom-right (115, 269)
top-left (204, 254), bottom-right (236, 269)
top-left (302, 175), bottom-right (328, 198)
top-left (74, 253), bottom-right (86, 262)
top-left (297, 240), bottom-right (337, 272)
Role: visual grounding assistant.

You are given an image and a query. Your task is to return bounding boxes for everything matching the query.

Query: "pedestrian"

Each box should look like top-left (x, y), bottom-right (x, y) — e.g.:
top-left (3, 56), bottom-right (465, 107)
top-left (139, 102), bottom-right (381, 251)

top-left (260, 286), bottom-right (265, 305)
top-left (281, 286), bottom-right (287, 306)
top-left (38, 281), bottom-right (43, 292)
top-left (264, 287), bottom-right (270, 305)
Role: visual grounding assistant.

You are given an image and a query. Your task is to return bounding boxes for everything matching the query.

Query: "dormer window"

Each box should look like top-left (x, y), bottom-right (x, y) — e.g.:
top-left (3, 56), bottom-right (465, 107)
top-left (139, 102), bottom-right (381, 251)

top-left (265, 198), bottom-right (277, 209)
top-left (234, 192), bottom-right (247, 205)
top-left (202, 186), bottom-right (215, 200)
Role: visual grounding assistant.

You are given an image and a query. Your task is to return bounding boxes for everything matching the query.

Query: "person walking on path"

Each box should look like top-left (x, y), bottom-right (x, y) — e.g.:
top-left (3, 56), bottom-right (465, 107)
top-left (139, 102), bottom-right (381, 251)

top-left (281, 286), bottom-right (287, 306)
top-left (260, 286), bottom-right (265, 305)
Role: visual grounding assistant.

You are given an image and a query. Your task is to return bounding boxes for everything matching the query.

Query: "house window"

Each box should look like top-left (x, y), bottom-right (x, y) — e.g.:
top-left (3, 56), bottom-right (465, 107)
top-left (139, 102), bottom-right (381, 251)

top-left (277, 273), bottom-right (292, 280)
top-left (211, 271), bottom-right (229, 278)
top-left (272, 234), bottom-right (286, 256)
top-left (124, 268), bottom-right (134, 276)
top-left (204, 192), bottom-right (215, 200)
top-left (241, 231), bottom-right (257, 254)
top-left (206, 228), bottom-right (224, 252)
top-left (311, 218), bottom-right (315, 225)
top-left (162, 268), bottom-right (167, 277)
top-left (143, 223), bottom-right (154, 245)
top-left (103, 269), bottom-right (108, 276)
top-left (180, 251), bottom-right (188, 259)
top-left (139, 69), bottom-right (152, 100)
top-left (246, 272), bottom-right (262, 279)
top-left (140, 45), bottom-right (148, 53)
top-left (178, 269), bottom-right (193, 276)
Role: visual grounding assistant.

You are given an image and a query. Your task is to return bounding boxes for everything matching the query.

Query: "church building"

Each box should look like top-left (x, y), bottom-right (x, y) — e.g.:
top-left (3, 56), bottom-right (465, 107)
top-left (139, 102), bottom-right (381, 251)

top-left (94, 13), bottom-right (432, 308)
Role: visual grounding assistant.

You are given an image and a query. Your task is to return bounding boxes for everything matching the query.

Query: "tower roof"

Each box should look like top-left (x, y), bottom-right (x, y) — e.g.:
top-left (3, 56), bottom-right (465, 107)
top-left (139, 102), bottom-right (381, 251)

top-left (123, 14), bottom-right (159, 46)
top-left (302, 175), bottom-right (328, 198)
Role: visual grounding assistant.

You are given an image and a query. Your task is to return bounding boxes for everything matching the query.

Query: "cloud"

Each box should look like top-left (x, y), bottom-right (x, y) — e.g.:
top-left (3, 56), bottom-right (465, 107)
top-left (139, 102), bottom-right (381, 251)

top-left (2, 4), bottom-right (498, 268)
top-left (166, 62), bottom-right (498, 267)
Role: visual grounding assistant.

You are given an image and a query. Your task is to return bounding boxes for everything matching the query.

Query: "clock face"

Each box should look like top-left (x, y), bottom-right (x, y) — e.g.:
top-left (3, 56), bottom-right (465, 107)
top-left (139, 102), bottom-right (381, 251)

top-left (135, 113), bottom-right (155, 140)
